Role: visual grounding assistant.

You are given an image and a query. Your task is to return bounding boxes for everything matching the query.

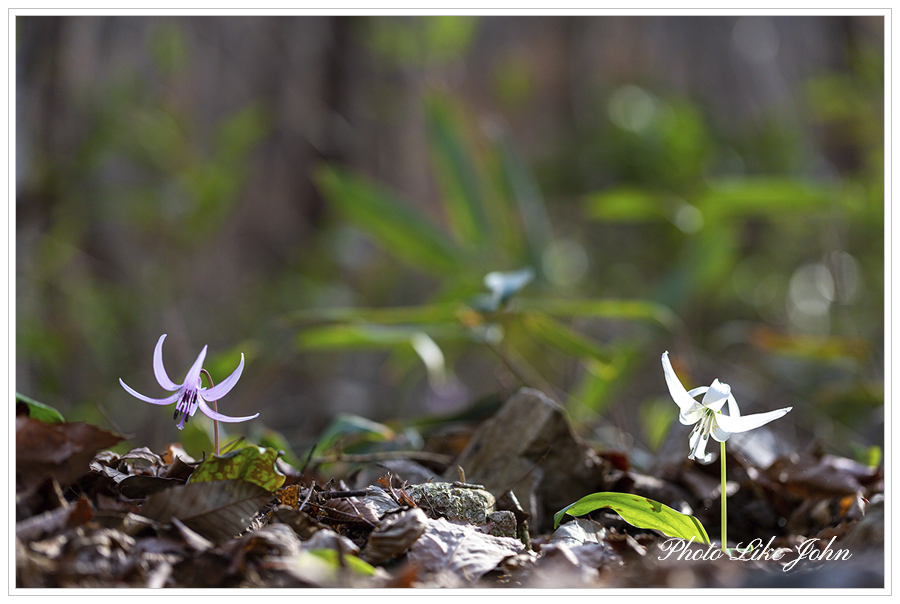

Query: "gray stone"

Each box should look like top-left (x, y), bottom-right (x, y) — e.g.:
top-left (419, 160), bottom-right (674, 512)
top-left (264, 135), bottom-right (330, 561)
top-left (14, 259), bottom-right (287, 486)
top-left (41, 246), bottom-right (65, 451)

top-left (486, 510), bottom-right (518, 539)
top-left (406, 482), bottom-right (496, 526)
top-left (446, 388), bottom-right (601, 532)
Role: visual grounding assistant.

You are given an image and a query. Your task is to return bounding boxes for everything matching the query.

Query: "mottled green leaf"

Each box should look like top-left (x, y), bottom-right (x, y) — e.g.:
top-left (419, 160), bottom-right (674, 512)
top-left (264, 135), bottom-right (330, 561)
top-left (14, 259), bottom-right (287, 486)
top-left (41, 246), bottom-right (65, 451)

top-left (554, 492), bottom-right (710, 545)
top-left (189, 446), bottom-right (285, 492)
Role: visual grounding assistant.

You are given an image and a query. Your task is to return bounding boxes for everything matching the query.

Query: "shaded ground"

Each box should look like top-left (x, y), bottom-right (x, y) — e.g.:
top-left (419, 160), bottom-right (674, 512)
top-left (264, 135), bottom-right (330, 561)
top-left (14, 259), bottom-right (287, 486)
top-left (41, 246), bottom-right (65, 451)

top-left (15, 389), bottom-right (884, 589)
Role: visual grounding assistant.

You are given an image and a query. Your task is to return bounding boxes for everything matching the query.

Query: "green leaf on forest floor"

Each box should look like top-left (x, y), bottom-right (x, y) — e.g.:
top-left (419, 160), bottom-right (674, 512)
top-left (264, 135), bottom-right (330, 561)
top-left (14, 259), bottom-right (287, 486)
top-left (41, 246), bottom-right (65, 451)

top-left (554, 492), bottom-right (711, 545)
top-left (307, 549), bottom-right (377, 576)
top-left (16, 392), bottom-right (65, 423)
top-left (189, 446), bottom-right (285, 492)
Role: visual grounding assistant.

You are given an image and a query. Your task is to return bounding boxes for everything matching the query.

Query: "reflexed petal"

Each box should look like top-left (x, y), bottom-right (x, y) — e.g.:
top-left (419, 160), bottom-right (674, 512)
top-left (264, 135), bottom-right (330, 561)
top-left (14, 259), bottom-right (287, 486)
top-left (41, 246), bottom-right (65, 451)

top-left (196, 396), bottom-right (259, 423)
top-left (152, 334), bottom-right (180, 391)
top-left (726, 393), bottom-right (741, 419)
top-left (201, 353), bottom-right (244, 401)
top-left (716, 407), bottom-right (792, 434)
top-left (710, 423), bottom-right (732, 442)
top-left (701, 379), bottom-right (731, 412)
top-left (662, 351), bottom-right (698, 414)
top-left (119, 379), bottom-right (181, 405)
top-left (183, 346), bottom-right (208, 390)
top-left (687, 386), bottom-right (708, 398)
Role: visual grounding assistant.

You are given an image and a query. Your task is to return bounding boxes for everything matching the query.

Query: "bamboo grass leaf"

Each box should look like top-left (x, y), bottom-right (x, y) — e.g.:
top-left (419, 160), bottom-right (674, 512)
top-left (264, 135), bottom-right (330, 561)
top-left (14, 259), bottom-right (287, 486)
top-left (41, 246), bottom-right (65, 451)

top-left (517, 298), bottom-right (678, 330)
top-left (314, 165), bottom-right (462, 273)
top-left (520, 312), bottom-right (613, 363)
top-left (424, 95), bottom-right (490, 248)
top-left (554, 492), bottom-right (711, 545)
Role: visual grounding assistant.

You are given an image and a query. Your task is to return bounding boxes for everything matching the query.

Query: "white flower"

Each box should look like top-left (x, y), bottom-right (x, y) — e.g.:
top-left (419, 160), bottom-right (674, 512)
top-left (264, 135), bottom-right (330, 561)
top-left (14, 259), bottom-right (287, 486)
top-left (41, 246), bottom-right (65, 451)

top-left (662, 351), bottom-right (791, 463)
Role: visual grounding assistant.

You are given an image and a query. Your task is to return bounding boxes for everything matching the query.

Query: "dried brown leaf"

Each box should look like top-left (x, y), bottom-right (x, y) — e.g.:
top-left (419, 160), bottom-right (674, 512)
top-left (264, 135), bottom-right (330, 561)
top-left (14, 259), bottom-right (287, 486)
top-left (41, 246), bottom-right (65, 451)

top-left (362, 507), bottom-right (429, 565)
top-left (16, 418), bottom-right (122, 493)
top-left (548, 517), bottom-right (608, 546)
top-left (270, 505), bottom-right (329, 540)
top-left (406, 517), bottom-right (524, 581)
top-left (139, 479), bottom-right (273, 542)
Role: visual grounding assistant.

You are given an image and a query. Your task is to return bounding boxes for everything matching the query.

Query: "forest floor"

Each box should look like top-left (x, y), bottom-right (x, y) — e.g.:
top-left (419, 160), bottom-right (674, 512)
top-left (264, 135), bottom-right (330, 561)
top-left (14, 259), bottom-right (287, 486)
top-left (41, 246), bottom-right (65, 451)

top-left (15, 388), bottom-right (885, 590)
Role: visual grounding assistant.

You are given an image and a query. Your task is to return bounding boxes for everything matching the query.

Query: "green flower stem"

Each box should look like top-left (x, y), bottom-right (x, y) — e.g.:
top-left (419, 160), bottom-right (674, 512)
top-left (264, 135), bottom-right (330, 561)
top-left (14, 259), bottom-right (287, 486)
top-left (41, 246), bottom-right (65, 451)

top-left (720, 440), bottom-right (727, 552)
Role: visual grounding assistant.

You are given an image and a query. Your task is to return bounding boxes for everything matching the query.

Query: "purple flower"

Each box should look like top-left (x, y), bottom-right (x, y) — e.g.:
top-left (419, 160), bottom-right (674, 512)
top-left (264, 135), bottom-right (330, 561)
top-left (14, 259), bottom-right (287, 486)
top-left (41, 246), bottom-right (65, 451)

top-left (120, 334), bottom-right (258, 430)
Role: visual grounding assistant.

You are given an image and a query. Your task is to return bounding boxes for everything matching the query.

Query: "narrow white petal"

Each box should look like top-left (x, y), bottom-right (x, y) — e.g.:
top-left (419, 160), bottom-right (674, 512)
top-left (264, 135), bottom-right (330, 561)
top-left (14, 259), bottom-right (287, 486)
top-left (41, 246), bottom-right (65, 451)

top-left (726, 393), bottom-right (741, 419)
top-left (716, 407), bottom-right (792, 434)
top-left (701, 379), bottom-right (731, 412)
top-left (710, 423), bottom-right (732, 442)
top-left (662, 351), bottom-right (698, 414)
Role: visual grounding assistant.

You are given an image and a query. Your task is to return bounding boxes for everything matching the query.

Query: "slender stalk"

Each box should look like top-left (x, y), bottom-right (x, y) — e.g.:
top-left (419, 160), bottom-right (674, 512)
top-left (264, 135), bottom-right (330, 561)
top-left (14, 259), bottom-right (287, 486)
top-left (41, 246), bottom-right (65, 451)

top-left (720, 440), bottom-right (727, 552)
top-left (201, 369), bottom-right (219, 455)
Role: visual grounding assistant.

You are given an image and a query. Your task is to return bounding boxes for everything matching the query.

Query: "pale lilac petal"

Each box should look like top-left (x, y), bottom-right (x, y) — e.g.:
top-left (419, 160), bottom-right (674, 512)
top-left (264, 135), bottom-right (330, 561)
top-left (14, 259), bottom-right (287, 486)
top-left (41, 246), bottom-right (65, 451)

top-left (201, 353), bottom-right (244, 401)
top-left (119, 378), bottom-right (181, 405)
top-left (662, 351), bottom-right (698, 414)
top-left (152, 334), bottom-right (180, 391)
top-left (716, 407), bottom-right (792, 434)
top-left (183, 345), bottom-right (208, 390)
top-left (196, 396), bottom-right (259, 423)
top-left (701, 379), bottom-right (731, 412)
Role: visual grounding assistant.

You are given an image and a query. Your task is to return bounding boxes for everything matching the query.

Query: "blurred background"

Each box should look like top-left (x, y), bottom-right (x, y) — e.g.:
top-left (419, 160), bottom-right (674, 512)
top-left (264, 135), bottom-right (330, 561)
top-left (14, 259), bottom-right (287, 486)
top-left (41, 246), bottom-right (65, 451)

top-left (15, 15), bottom-right (884, 466)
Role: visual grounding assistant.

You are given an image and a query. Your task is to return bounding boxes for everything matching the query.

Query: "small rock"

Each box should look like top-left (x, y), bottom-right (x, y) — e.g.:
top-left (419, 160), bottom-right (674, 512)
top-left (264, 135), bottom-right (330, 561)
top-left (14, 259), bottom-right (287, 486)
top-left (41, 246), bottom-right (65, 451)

top-left (486, 510), bottom-right (517, 539)
top-left (406, 482), bottom-right (496, 526)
